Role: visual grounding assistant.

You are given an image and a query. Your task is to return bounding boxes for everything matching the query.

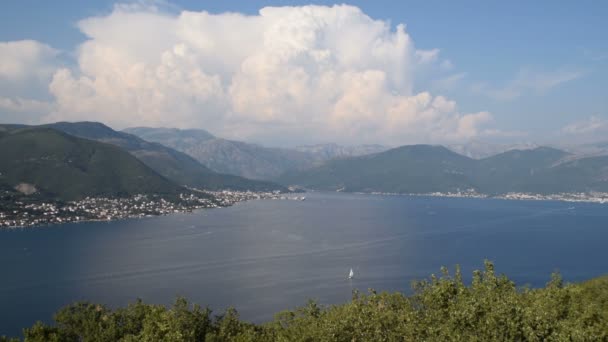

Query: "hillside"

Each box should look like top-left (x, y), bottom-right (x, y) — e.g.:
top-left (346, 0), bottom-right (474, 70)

top-left (447, 140), bottom-right (540, 159)
top-left (472, 147), bottom-right (571, 193)
top-left (41, 122), bottom-right (285, 192)
top-left (277, 144), bottom-right (608, 195)
top-left (278, 145), bottom-right (476, 193)
top-left (529, 155), bottom-right (608, 193)
top-left (0, 127), bottom-right (181, 200)
top-left (294, 143), bottom-right (390, 160)
top-left (121, 127), bottom-right (215, 149)
top-left (124, 127), bottom-right (390, 180)
top-left (124, 127), bottom-right (315, 180)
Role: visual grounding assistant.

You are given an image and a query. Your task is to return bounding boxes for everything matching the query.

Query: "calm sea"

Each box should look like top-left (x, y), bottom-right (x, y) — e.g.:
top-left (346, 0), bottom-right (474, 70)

top-left (1, 192), bottom-right (607, 336)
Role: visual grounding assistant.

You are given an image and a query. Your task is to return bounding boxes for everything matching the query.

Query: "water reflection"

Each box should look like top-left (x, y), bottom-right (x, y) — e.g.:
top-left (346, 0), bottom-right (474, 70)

top-left (1, 192), bottom-right (607, 336)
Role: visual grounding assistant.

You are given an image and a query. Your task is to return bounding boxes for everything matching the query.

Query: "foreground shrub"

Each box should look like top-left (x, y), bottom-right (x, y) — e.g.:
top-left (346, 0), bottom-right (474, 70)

top-left (13, 261), bottom-right (608, 341)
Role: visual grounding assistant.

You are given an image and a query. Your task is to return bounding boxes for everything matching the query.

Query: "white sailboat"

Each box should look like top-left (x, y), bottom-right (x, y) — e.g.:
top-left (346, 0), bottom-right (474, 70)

top-left (348, 268), bottom-right (354, 279)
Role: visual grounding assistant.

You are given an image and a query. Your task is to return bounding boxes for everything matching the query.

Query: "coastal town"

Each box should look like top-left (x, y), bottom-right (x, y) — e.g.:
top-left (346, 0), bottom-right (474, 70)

top-left (0, 190), bottom-right (299, 228)
top-left (496, 191), bottom-right (608, 204)
top-left (368, 188), bottom-right (608, 204)
top-left (4, 187), bottom-right (607, 228)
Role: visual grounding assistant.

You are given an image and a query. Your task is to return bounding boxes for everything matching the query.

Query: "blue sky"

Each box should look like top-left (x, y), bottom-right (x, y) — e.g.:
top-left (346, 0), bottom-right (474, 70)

top-left (0, 0), bottom-right (607, 146)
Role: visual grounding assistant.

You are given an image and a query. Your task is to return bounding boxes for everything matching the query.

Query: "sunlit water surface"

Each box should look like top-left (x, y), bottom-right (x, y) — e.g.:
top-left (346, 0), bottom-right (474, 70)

top-left (1, 192), bottom-right (607, 336)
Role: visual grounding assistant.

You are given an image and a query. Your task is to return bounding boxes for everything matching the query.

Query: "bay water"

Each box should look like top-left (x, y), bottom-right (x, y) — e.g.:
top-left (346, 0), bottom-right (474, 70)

top-left (1, 192), bottom-right (607, 336)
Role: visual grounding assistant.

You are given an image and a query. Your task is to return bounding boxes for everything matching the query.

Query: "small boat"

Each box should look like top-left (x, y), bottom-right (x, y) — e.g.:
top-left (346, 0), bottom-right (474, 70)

top-left (348, 268), bottom-right (354, 279)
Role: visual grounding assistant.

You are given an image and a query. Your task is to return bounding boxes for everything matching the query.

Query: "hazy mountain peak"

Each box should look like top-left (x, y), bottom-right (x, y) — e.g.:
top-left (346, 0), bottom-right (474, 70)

top-left (124, 127), bottom-right (215, 141)
top-left (126, 128), bottom-right (391, 180)
top-left (44, 121), bottom-right (118, 139)
top-left (295, 143), bottom-right (389, 160)
top-left (389, 144), bottom-right (469, 157)
top-left (447, 140), bottom-right (540, 159)
top-left (31, 122), bottom-right (285, 192)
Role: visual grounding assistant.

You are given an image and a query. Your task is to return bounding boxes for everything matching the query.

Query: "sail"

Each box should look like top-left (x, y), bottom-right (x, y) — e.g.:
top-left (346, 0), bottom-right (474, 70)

top-left (348, 268), bottom-right (354, 279)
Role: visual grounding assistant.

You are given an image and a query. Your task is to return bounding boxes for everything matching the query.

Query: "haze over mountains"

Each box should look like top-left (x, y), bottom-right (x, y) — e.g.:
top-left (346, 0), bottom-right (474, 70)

top-left (446, 140), bottom-right (540, 159)
top-left (3, 121), bottom-right (608, 202)
top-left (124, 127), bottom-right (389, 180)
top-left (118, 125), bottom-right (608, 195)
top-left (277, 145), bottom-right (608, 195)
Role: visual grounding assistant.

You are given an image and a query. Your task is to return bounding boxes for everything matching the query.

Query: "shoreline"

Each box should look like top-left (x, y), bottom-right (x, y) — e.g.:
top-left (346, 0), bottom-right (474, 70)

top-left (0, 190), bottom-right (299, 229)
top-left (354, 190), bottom-right (608, 204)
top-left (5, 189), bottom-right (606, 229)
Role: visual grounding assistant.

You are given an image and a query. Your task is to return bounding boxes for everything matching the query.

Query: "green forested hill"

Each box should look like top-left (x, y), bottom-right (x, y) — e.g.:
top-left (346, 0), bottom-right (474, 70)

top-left (278, 144), bottom-right (608, 195)
top-left (8, 262), bottom-right (608, 341)
top-left (278, 145), bottom-right (476, 193)
top-left (471, 147), bottom-right (571, 194)
top-left (40, 122), bottom-right (285, 192)
top-left (0, 127), bottom-right (181, 200)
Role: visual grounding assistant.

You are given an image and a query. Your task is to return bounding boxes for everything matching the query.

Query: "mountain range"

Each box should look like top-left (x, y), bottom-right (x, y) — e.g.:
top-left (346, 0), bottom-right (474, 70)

top-left (124, 127), bottom-right (389, 180)
top-left (277, 145), bottom-right (608, 195)
top-left (0, 122), bottom-right (287, 201)
top-left (446, 140), bottom-right (540, 159)
top-left (44, 122), bottom-right (283, 192)
top-left (4, 120), bottom-right (608, 201)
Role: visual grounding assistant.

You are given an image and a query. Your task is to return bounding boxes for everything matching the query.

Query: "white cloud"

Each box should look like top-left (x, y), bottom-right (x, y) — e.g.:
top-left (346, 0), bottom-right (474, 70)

top-left (0, 97), bottom-right (54, 114)
top-left (0, 96), bottom-right (55, 124)
top-left (479, 128), bottom-right (529, 139)
top-left (0, 40), bottom-right (60, 123)
top-left (473, 68), bottom-right (584, 101)
top-left (0, 40), bottom-right (59, 82)
top-left (561, 116), bottom-right (608, 136)
top-left (432, 72), bottom-right (466, 90)
top-left (415, 48), bottom-right (440, 65)
top-left (6, 4), bottom-right (495, 145)
top-left (439, 59), bottom-right (453, 70)
top-left (556, 115), bottom-right (608, 146)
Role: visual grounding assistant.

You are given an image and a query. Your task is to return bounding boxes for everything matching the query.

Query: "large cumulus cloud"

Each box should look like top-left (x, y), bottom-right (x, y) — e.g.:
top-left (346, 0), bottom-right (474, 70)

top-left (6, 4), bottom-right (493, 145)
top-left (0, 40), bottom-right (59, 122)
top-left (0, 40), bottom-right (58, 82)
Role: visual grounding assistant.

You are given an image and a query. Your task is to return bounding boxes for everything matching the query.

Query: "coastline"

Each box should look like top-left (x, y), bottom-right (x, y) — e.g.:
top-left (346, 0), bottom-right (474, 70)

top-left (0, 190), bottom-right (299, 229)
top-left (5, 188), bottom-right (606, 229)
top-left (356, 189), bottom-right (608, 204)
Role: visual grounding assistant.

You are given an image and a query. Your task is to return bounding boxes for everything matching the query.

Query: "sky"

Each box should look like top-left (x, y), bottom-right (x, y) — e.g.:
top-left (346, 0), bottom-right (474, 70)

top-left (0, 0), bottom-right (607, 147)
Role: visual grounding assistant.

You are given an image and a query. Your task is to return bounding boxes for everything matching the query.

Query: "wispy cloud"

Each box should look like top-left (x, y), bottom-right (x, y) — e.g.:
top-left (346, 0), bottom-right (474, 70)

top-left (439, 59), bottom-right (453, 70)
top-left (472, 68), bottom-right (584, 101)
top-left (480, 128), bottom-right (529, 139)
top-left (432, 72), bottom-right (467, 90)
top-left (582, 48), bottom-right (608, 62)
top-left (561, 115), bottom-right (608, 135)
top-left (555, 115), bottom-right (608, 145)
top-left (415, 48), bottom-right (440, 64)
top-left (0, 97), bottom-right (54, 113)
top-left (0, 40), bottom-right (59, 82)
